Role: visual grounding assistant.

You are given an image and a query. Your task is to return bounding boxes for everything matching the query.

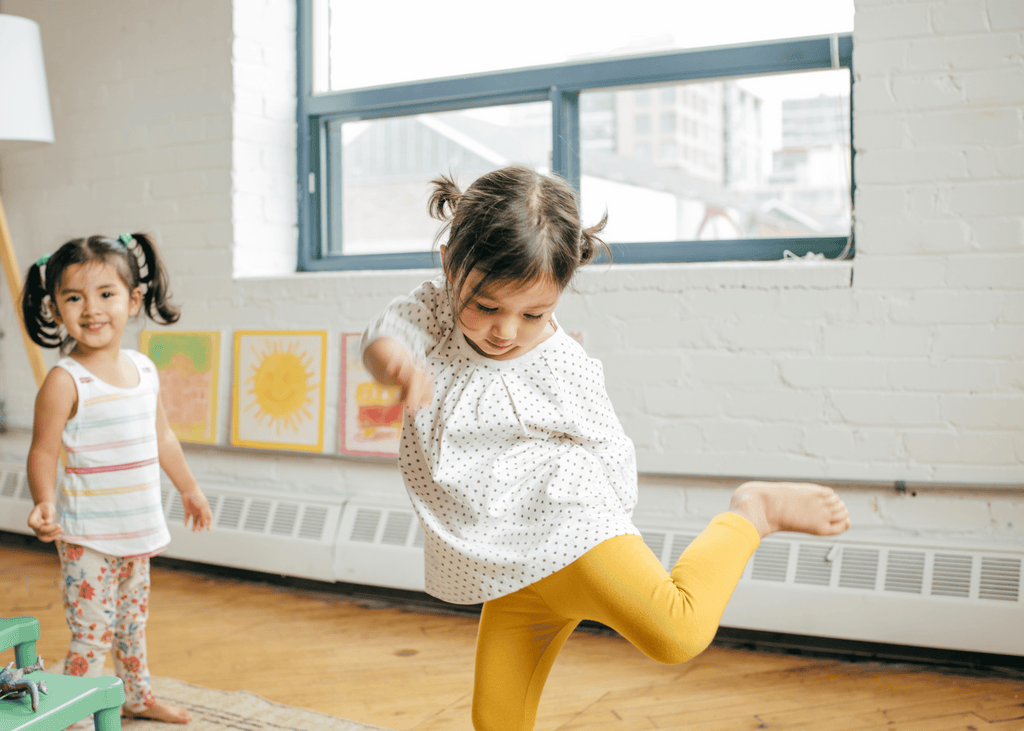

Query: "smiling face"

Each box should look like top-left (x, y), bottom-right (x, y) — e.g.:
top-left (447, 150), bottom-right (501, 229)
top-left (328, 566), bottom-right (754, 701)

top-left (49, 261), bottom-right (142, 356)
top-left (453, 268), bottom-right (562, 361)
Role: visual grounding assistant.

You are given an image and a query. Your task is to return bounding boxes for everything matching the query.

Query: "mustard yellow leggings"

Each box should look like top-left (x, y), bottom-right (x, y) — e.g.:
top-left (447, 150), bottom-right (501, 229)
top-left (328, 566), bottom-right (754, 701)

top-left (471, 512), bottom-right (760, 731)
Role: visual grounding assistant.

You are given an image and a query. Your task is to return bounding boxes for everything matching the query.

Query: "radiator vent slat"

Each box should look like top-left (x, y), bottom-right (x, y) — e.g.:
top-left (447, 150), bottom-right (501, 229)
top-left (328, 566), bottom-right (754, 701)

top-left (412, 525), bottom-right (424, 548)
top-left (1, 471), bottom-right (19, 498)
top-left (838, 547), bottom-right (879, 590)
top-left (381, 511), bottom-right (413, 546)
top-left (794, 544), bottom-right (833, 587)
top-left (885, 550), bottom-right (926, 594)
top-left (751, 541), bottom-right (790, 583)
top-left (931, 554), bottom-right (972, 598)
top-left (300, 506), bottom-right (329, 540)
top-left (271, 502), bottom-right (299, 536)
top-left (669, 533), bottom-right (699, 562)
top-left (980, 557), bottom-right (1021, 602)
top-left (350, 508), bottom-right (382, 542)
top-left (244, 500), bottom-right (271, 533)
top-left (168, 492), bottom-right (186, 523)
top-left (218, 496), bottom-right (244, 530)
top-left (641, 531), bottom-right (667, 563)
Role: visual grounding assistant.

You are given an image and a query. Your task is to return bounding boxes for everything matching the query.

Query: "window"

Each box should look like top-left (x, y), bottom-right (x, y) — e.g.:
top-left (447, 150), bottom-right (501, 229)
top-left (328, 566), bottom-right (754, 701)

top-left (298, 0), bottom-right (853, 271)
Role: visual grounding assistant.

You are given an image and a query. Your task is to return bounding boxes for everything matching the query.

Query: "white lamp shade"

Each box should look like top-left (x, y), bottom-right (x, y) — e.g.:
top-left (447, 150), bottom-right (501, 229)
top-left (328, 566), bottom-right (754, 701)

top-left (0, 14), bottom-right (54, 146)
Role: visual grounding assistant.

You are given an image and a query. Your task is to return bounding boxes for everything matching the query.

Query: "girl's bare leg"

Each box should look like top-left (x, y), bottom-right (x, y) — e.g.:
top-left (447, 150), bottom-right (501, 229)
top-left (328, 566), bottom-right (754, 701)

top-left (728, 481), bottom-right (851, 539)
top-left (122, 699), bottom-right (191, 724)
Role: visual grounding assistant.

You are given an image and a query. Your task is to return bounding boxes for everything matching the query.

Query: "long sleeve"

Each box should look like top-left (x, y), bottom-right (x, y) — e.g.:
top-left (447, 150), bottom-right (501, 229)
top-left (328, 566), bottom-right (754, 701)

top-left (360, 274), bottom-right (452, 365)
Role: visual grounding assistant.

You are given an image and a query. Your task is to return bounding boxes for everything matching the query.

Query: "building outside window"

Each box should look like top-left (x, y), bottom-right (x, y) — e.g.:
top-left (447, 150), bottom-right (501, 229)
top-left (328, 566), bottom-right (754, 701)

top-left (299, 0), bottom-right (854, 270)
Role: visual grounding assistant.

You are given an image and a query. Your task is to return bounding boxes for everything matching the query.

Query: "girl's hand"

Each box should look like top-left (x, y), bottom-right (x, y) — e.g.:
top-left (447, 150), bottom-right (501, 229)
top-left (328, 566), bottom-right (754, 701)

top-left (180, 488), bottom-right (213, 531)
top-left (396, 362), bottom-right (433, 412)
top-left (364, 338), bottom-right (433, 412)
top-left (28, 501), bottom-right (63, 542)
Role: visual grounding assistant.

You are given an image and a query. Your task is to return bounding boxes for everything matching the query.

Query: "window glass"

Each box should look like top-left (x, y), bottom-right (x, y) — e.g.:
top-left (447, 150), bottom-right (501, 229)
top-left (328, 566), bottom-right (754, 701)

top-left (580, 70), bottom-right (851, 244)
top-left (327, 103), bottom-right (552, 256)
top-left (314, 0), bottom-right (853, 92)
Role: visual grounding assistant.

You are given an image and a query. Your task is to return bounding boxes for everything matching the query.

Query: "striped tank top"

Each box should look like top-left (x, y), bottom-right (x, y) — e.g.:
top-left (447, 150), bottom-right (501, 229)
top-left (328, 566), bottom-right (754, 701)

top-left (55, 350), bottom-right (170, 558)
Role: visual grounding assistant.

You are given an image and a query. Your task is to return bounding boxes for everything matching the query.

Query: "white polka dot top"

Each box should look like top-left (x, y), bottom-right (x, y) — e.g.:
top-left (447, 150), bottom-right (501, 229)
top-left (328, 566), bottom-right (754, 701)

top-left (362, 274), bottom-right (640, 604)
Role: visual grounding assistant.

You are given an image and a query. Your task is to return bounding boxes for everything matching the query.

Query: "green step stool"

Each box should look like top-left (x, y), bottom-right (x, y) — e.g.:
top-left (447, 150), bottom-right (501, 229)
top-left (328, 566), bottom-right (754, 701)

top-left (0, 617), bottom-right (125, 731)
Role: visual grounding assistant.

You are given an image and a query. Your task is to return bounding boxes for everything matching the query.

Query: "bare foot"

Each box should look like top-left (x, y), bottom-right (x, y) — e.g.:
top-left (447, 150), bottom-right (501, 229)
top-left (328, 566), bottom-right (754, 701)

top-left (122, 699), bottom-right (191, 724)
top-left (729, 481), bottom-right (851, 539)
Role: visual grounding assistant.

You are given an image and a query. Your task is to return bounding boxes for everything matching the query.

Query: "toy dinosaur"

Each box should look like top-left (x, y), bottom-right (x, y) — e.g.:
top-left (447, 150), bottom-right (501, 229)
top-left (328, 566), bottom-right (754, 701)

top-left (0, 657), bottom-right (49, 712)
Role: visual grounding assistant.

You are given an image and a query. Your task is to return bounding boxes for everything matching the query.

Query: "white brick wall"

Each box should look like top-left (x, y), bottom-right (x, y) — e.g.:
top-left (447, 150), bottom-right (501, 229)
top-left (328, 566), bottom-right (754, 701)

top-left (0, 0), bottom-right (1020, 550)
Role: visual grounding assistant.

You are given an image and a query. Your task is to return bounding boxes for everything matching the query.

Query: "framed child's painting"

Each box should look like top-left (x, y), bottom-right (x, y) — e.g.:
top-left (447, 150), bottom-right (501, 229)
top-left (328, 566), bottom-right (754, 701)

top-left (339, 332), bottom-right (403, 458)
top-left (140, 330), bottom-right (221, 444)
top-left (231, 330), bottom-right (328, 453)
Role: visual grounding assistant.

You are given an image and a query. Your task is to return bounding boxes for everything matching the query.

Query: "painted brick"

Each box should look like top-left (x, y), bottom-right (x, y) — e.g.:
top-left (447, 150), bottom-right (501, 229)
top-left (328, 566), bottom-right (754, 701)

top-left (932, 324), bottom-right (1024, 359)
top-left (722, 390), bottom-right (820, 422)
top-left (717, 320), bottom-right (819, 353)
top-left (906, 33), bottom-right (1023, 72)
top-left (641, 388), bottom-right (722, 418)
top-left (852, 428), bottom-right (904, 462)
top-left (686, 353), bottom-right (780, 386)
top-left (852, 76), bottom-right (898, 113)
top-left (947, 182), bottom-right (1024, 218)
top-left (941, 394), bottom-right (1024, 429)
top-left (851, 257), bottom-right (948, 291)
top-left (964, 146), bottom-right (1024, 180)
top-left (805, 428), bottom-right (857, 459)
top-left (856, 3), bottom-right (933, 39)
top-left (780, 357), bottom-right (888, 389)
top-left (852, 113), bottom-right (910, 151)
top-left (908, 108), bottom-right (1022, 147)
top-left (831, 391), bottom-right (941, 426)
top-left (887, 358), bottom-right (1000, 392)
top-left (890, 73), bottom-right (967, 109)
top-left (857, 217), bottom-right (971, 254)
top-left (945, 254), bottom-right (1024, 290)
top-left (852, 39), bottom-right (910, 75)
top-left (930, 1), bottom-right (992, 33)
top-left (889, 290), bottom-right (1008, 324)
top-left (857, 147), bottom-right (969, 183)
top-left (988, 0), bottom-right (1024, 30)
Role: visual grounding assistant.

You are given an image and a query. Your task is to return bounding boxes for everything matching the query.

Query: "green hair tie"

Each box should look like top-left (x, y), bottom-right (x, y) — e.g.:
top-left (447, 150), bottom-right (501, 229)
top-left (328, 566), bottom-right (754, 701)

top-left (35, 253), bottom-right (51, 267)
top-left (118, 233), bottom-right (133, 247)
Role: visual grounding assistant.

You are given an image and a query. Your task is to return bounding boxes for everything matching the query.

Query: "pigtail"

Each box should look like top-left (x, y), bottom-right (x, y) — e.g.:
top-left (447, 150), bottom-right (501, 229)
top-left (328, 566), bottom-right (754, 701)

top-left (428, 174), bottom-right (462, 223)
top-left (579, 211), bottom-right (611, 266)
top-left (128, 233), bottom-right (180, 325)
top-left (20, 260), bottom-right (62, 348)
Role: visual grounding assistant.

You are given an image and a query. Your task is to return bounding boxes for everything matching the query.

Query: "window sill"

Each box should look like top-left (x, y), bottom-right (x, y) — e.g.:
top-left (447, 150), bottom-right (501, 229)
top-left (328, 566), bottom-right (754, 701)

top-left (235, 258), bottom-right (853, 292)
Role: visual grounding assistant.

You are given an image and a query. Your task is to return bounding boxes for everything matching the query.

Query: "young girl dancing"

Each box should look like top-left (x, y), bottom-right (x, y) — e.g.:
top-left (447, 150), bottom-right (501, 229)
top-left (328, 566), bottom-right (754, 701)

top-left (22, 233), bottom-right (212, 725)
top-left (362, 165), bottom-right (852, 731)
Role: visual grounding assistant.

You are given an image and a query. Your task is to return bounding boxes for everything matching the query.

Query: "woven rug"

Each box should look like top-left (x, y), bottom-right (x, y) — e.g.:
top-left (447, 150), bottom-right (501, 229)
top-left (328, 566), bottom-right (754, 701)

top-left (116, 676), bottom-right (390, 731)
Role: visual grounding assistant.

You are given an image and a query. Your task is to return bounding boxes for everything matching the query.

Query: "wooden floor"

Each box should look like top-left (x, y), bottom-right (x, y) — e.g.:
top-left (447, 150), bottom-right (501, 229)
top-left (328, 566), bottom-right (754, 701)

top-left (3, 539), bottom-right (1022, 731)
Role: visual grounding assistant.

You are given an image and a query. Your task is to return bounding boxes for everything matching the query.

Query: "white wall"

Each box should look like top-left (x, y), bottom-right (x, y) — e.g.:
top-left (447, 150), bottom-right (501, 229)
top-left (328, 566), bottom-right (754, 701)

top-left (0, 0), bottom-right (1020, 551)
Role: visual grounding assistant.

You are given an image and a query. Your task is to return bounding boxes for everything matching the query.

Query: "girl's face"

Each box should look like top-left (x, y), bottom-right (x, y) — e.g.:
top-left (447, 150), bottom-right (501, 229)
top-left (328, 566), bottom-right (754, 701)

top-left (454, 269), bottom-right (561, 361)
top-left (49, 261), bottom-right (142, 355)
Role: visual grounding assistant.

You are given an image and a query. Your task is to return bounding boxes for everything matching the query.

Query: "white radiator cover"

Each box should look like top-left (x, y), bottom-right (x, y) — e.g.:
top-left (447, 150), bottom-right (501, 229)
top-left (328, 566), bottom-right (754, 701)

top-left (3, 463), bottom-right (1020, 657)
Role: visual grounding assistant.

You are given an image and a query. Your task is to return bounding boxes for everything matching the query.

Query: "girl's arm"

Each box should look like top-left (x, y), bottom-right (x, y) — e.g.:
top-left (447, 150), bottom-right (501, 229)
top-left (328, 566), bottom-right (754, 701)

top-left (155, 393), bottom-right (212, 531)
top-left (26, 368), bottom-right (77, 542)
top-left (363, 337), bottom-right (433, 412)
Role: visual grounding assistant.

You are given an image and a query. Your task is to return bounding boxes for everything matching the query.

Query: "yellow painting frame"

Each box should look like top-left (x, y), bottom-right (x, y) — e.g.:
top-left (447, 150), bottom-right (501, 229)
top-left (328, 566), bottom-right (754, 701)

top-left (140, 329), bottom-right (221, 444)
top-left (231, 330), bottom-right (328, 453)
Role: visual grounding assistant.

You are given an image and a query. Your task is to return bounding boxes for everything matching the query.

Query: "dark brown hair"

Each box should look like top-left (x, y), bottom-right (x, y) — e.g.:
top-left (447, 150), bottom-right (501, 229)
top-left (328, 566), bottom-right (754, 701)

top-left (428, 165), bottom-right (609, 314)
top-left (21, 233), bottom-right (180, 352)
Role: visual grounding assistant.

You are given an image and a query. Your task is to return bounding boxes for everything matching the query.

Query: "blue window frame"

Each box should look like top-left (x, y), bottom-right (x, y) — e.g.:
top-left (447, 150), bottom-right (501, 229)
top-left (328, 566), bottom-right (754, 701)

top-left (296, 0), bottom-right (853, 272)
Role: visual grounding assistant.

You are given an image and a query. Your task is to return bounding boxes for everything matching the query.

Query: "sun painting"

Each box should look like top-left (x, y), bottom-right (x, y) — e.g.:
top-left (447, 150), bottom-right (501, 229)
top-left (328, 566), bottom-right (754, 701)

top-left (231, 331), bottom-right (327, 452)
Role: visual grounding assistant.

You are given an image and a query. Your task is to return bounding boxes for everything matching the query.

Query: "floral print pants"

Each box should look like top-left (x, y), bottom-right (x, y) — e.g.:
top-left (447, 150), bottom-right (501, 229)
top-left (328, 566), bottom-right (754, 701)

top-left (57, 541), bottom-right (155, 712)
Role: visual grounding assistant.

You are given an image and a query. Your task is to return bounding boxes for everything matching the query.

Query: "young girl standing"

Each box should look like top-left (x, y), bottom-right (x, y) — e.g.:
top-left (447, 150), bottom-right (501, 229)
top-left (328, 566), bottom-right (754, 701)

top-left (22, 233), bottom-right (212, 725)
top-left (362, 166), bottom-right (852, 731)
